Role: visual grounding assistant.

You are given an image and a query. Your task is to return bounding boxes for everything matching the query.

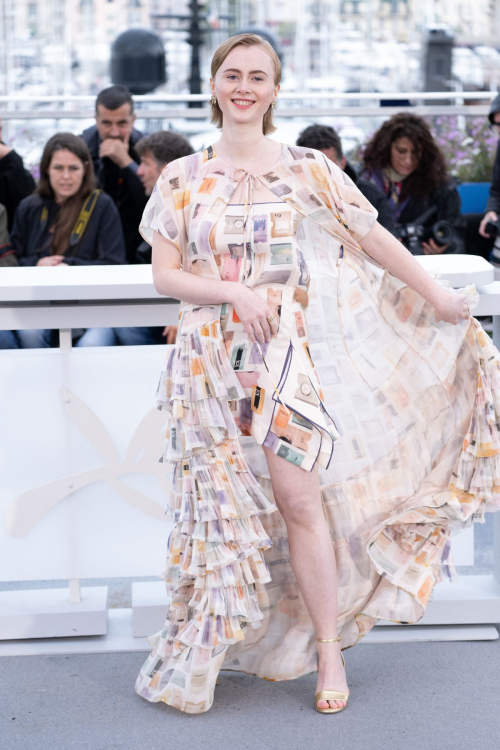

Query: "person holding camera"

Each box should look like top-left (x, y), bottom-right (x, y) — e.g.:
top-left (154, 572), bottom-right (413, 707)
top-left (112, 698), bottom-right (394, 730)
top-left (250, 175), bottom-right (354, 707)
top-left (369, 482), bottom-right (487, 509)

top-left (361, 112), bottom-right (466, 255)
top-left (478, 94), bottom-right (500, 261)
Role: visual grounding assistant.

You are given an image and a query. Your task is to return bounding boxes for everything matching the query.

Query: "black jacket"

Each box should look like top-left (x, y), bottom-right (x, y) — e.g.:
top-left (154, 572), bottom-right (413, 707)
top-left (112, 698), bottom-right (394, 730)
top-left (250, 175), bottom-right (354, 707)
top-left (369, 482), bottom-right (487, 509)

top-left (344, 161), bottom-right (395, 232)
top-left (0, 148), bottom-right (36, 232)
top-left (11, 193), bottom-right (126, 266)
top-left (395, 183), bottom-right (466, 255)
top-left (80, 125), bottom-right (147, 263)
top-left (0, 202), bottom-right (16, 266)
top-left (486, 93), bottom-right (500, 214)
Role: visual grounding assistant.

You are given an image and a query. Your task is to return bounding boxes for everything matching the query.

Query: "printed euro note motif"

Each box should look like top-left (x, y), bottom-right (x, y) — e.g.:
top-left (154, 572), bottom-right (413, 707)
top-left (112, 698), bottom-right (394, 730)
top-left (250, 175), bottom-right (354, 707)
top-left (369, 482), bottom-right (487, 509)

top-left (4, 388), bottom-right (170, 538)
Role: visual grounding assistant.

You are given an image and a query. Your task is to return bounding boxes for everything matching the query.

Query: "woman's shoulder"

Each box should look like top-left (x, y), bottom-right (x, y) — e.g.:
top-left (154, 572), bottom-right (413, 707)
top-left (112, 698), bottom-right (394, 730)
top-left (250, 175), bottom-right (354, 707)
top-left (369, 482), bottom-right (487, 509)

top-left (94, 191), bottom-right (116, 211)
top-left (17, 193), bottom-right (44, 211)
top-left (89, 192), bottom-right (123, 226)
top-left (284, 144), bottom-right (350, 185)
top-left (15, 193), bottom-right (46, 220)
top-left (281, 144), bottom-right (327, 166)
top-left (284, 144), bottom-right (335, 164)
top-left (159, 151), bottom-right (202, 179)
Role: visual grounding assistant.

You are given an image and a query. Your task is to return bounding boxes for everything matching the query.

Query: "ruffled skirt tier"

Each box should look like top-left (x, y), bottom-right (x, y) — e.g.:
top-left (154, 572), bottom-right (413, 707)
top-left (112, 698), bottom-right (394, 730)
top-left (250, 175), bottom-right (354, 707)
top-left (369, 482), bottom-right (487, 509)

top-left (135, 320), bottom-right (277, 713)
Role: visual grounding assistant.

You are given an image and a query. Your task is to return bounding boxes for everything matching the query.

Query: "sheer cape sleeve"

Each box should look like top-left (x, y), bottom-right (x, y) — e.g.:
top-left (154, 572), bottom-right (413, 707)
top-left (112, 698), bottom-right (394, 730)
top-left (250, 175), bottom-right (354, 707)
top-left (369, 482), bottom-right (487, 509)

top-left (319, 151), bottom-right (379, 245)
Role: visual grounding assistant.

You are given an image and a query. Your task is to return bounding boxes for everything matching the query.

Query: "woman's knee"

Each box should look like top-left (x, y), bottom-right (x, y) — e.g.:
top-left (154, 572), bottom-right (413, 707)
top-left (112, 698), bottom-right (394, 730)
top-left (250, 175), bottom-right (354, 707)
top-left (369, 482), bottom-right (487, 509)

top-left (276, 491), bottom-right (322, 529)
top-left (76, 328), bottom-right (116, 347)
top-left (16, 328), bottom-right (53, 348)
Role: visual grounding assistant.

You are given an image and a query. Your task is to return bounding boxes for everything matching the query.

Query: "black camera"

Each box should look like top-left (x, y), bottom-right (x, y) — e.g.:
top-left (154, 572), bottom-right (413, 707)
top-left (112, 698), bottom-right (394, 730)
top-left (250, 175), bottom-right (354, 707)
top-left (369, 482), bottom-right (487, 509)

top-left (394, 206), bottom-right (454, 255)
top-left (485, 219), bottom-right (500, 238)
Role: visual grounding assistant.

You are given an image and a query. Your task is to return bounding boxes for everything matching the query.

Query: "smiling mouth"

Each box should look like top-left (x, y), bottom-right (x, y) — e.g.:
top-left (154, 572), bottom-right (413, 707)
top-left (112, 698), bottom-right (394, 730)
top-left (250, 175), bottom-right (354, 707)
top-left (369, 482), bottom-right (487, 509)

top-left (232, 99), bottom-right (255, 108)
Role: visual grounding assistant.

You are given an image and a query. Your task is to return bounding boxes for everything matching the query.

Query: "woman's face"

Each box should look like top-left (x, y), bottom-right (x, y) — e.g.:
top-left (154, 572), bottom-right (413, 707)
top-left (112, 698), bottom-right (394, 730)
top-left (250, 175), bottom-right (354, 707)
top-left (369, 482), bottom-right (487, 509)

top-left (210, 45), bottom-right (279, 130)
top-left (47, 149), bottom-right (85, 203)
top-left (390, 137), bottom-right (419, 177)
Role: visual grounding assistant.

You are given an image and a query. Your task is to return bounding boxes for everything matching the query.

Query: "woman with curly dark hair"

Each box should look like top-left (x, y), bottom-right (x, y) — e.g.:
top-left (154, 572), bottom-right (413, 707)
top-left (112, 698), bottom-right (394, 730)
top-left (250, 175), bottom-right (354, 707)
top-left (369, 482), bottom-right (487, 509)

top-left (362, 112), bottom-right (466, 255)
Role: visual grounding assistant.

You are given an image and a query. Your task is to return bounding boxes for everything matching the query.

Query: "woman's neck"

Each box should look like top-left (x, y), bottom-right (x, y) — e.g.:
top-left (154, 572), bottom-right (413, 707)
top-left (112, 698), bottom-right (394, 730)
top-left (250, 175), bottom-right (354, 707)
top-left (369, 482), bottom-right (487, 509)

top-left (385, 165), bottom-right (409, 183)
top-left (214, 121), bottom-right (282, 174)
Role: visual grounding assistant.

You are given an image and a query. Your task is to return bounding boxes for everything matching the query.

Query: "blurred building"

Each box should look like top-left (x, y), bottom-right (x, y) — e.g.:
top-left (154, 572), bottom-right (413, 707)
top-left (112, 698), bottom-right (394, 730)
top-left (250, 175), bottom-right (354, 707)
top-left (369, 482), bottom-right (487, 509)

top-left (2, 0), bottom-right (500, 98)
top-left (0, 0), bottom-right (153, 95)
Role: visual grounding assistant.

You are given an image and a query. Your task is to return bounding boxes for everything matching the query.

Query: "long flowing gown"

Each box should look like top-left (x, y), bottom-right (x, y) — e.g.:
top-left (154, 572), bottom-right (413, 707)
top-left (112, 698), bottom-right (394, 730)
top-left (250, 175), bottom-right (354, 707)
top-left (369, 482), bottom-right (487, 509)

top-left (134, 144), bottom-right (500, 713)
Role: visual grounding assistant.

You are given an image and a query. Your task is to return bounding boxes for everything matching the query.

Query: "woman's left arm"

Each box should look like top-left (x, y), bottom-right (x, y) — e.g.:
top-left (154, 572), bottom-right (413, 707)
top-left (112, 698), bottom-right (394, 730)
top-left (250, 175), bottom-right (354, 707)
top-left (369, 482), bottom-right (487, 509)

top-left (360, 220), bottom-right (469, 324)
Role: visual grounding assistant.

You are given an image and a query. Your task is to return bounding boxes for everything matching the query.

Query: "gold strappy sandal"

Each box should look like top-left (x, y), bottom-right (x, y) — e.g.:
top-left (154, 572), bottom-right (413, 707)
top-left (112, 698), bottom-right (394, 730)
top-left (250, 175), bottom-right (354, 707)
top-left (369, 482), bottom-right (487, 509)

top-left (315, 636), bottom-right (349, 714)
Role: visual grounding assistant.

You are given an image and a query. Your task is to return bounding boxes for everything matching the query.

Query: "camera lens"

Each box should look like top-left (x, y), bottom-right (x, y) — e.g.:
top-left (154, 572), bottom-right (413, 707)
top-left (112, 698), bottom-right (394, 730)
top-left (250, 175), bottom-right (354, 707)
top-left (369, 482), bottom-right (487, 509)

top-left (431, 220), bottom-right (454, 247)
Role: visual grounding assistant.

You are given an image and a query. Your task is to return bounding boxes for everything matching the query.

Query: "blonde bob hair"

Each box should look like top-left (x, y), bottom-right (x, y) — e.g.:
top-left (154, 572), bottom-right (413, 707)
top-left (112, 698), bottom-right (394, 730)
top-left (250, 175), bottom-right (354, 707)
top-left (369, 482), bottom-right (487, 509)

top-left (210, 33), bottom-right (281, 135)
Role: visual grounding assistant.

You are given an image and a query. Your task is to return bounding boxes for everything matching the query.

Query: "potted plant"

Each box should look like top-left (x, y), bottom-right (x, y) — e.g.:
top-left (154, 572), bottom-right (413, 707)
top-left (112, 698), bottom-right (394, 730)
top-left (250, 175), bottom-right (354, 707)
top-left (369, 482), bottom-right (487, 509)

top-left (431, 115), bottom-right (498, 213)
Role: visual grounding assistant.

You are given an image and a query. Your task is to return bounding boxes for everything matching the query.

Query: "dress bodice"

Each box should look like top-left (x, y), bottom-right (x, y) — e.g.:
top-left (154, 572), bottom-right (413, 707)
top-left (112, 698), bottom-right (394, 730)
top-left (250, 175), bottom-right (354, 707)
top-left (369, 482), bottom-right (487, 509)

top-left (213, 200), bottom-right (309, 291)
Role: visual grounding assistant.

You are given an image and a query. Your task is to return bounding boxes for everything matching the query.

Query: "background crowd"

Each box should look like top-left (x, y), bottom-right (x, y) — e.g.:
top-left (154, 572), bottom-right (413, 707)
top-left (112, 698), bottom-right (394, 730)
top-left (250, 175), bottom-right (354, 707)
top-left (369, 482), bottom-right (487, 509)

top-left (1, 84), bottom-right (500, 349)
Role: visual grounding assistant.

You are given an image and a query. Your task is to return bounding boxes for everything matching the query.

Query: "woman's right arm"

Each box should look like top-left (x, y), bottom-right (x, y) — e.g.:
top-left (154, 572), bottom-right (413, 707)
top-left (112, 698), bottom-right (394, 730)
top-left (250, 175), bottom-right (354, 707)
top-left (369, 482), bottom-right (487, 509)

top-left (152, 230), bottom-right (278, 343)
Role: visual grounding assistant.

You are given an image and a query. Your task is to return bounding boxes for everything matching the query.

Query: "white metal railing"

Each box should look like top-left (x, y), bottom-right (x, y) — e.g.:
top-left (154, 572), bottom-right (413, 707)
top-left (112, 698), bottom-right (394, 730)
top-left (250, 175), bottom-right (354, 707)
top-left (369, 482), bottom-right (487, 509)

top-left (0, 259), bottom-right (499, 650)
top-left (0, 90), bottom-right (497, 120)
top-left (0, 91), bottom-right (498, 103)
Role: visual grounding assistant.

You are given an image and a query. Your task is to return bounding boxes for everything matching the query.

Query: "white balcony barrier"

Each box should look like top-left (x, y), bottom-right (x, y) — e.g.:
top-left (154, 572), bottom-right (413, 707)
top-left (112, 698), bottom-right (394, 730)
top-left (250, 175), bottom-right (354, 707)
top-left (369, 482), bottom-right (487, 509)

top-left (0, 260), bottom-right (499, 654)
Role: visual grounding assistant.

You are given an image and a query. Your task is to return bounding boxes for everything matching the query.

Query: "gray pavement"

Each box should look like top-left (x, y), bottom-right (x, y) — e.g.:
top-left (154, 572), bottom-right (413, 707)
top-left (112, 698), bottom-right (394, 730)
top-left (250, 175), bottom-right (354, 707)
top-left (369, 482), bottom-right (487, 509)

top-left (2, 632), bottom-right (500, 750)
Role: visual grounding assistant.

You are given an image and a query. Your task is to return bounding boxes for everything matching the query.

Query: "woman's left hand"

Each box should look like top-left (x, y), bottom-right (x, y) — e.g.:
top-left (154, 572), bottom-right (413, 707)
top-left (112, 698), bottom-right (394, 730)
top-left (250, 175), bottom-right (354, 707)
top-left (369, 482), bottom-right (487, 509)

top-left (434, 290), bottom-right (469, 324)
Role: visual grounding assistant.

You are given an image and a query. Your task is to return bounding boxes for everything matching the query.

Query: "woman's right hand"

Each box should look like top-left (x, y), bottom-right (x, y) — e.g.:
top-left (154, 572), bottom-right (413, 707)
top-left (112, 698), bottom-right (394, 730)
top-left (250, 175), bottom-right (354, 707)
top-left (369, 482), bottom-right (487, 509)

top-left (479, 211), bottom-right (498, 238)
top-left (36, 256), bottom-right (65, 266)
top-left (434, 289), bottom-right (469, 324)
top-left (230, 285), bottom-right (279, 344)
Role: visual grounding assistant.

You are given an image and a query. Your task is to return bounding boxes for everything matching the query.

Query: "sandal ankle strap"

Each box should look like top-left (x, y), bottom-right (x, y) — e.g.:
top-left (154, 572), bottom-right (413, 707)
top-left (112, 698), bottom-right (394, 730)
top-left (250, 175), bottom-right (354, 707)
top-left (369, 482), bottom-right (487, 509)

top-left (316, 635), bottom-right (341, 643)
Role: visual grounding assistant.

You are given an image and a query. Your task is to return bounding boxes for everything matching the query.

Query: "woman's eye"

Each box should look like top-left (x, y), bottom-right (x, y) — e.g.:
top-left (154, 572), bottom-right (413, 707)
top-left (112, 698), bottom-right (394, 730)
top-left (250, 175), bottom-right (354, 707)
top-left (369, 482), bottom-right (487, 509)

top-left (227, 75), bottom-right (237, 80)
top-left (253, 77), bottom-right (263, 82)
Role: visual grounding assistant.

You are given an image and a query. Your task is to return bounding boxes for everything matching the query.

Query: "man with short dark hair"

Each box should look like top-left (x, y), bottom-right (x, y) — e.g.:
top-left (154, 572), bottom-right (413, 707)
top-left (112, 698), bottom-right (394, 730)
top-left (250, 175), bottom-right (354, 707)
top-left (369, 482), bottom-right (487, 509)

top-left (81, 85), bottom-right (148, 263)
top-left (136, 131), bottom-right (194, 196)
top-left (105, 131), bottom-right (194, 346)
top-left (114, 131), bottom-right (194, 345)
top-left (296, 124), bottom-right (394, 231)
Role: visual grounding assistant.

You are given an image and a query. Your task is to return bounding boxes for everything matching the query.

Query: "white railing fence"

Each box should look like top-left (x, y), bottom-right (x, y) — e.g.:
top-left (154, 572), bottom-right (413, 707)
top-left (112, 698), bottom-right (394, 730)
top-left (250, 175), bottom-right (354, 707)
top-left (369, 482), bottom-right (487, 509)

top-left (0, 258), bottom-right (499, 654)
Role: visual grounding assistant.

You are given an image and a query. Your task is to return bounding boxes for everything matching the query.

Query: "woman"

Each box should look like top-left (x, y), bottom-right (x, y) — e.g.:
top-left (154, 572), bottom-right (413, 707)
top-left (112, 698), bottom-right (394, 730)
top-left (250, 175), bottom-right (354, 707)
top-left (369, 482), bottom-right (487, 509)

top-left (361, 113), bottom-right (466, 255)
top-left (4, 133), bottom-right (125, 349)
top-left (135, 34), bottom-right (499, 715)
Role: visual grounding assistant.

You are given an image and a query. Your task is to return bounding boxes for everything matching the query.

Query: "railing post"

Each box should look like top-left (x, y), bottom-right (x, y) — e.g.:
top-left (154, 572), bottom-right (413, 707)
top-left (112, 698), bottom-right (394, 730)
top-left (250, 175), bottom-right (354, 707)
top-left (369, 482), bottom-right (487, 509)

top-left (59, 327), bottom-right (82, 604)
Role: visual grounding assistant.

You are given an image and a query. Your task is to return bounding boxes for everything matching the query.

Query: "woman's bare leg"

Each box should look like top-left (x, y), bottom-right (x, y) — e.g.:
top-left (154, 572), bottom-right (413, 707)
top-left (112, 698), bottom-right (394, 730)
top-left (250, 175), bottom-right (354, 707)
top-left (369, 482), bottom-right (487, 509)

top-left (263, 446), bottom-right (348, 710)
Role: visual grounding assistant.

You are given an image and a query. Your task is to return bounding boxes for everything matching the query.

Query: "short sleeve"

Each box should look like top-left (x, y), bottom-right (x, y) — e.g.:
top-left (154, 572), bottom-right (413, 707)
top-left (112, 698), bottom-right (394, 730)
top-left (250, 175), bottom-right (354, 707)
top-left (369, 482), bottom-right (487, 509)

top-left (321, 153), bottom-right (378, 244)
top-left (139, 159), bottom-right (188, 258)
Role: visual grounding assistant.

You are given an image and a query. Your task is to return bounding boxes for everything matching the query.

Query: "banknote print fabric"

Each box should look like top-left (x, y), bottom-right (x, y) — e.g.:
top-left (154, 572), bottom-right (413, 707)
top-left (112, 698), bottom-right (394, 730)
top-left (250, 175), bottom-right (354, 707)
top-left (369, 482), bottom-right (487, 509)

top-left (135, 144), bottom-right (500, 713)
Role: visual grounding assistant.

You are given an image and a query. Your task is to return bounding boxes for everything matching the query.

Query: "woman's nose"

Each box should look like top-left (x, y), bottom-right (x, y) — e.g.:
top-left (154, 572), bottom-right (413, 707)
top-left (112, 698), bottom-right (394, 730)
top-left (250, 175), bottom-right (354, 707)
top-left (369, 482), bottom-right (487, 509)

top-left (236, 79), bottom-right (251, 92)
